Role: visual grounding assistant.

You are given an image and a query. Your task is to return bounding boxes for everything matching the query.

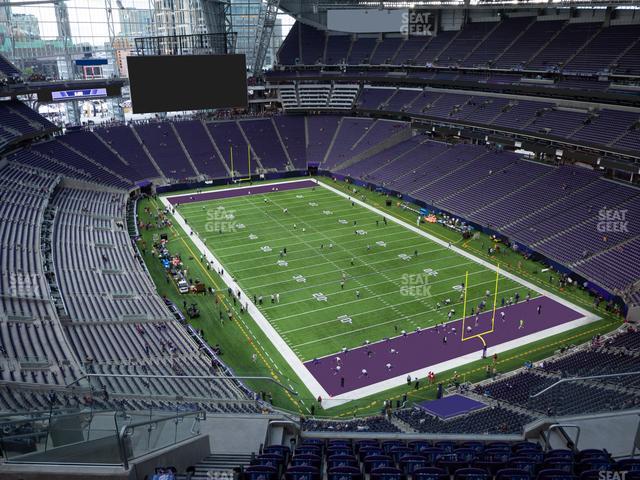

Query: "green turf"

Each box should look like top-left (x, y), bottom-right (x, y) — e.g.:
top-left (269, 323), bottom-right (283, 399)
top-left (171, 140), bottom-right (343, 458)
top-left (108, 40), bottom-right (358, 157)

top-left (175, 184), bottom-right (538, 362)
top-left (135, 176), bottom-right (623, 416)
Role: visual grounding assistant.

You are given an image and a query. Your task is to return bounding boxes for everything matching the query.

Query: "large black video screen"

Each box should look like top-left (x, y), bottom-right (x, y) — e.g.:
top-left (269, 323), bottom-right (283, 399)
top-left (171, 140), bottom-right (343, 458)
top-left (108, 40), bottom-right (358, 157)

top-left (127, 54), bottom-right (247, 114)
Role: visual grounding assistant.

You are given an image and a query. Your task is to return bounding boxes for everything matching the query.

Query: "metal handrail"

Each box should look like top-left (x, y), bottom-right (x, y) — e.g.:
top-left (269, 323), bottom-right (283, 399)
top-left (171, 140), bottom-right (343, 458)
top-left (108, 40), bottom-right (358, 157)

top-left (530, 371), bottom-right (640, 398)
top-left (117, 409), bottom-right (206, 470)
top-left (66, 373), bottom-right (299, 396)
top-left (543, 424), bottom-right (581, 452)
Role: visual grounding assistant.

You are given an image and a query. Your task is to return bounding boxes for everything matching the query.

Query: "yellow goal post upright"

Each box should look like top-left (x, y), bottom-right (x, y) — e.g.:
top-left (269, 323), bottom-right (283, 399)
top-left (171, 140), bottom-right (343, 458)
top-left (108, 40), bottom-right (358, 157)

top-left (461, 264), bottom-right (501, 345)
top-left (228, 145), bottom-right (253, 183)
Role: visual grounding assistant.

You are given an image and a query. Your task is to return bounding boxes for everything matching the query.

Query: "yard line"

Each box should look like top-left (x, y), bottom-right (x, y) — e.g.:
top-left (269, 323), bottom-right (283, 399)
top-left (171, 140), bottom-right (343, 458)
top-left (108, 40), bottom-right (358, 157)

top-left (259, 259), bottom-right (484, 307)
top-left (278, 275), bottom-right (514, 330)
top-left (179, 192), bottom-right (355, 221)
top-left (236, 195), bottom-right (400, 322)
top-left (291, 285), bottom-right (527, 350)
top-left (246, 250), bottom-right (474, 289)
top-left (204, 226), bottom-right (412, 255)
top-left (223, 237), bottom-right (436, 270)
top-left (187, 203), bottom-right (408, 251)
top-left (239, 194), bottom-right (413, 329)
top-left (262, 196), bottom-right (453, 330)
top-left (264, 194), bottom-right (463, 318)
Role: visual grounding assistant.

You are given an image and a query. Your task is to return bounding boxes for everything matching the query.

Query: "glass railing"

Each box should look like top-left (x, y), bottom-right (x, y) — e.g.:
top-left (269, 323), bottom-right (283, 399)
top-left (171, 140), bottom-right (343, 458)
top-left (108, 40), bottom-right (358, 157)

top-left (118, 410), bottom-right (206, 469)
top-left (0, 405), bottom-right (206, 466)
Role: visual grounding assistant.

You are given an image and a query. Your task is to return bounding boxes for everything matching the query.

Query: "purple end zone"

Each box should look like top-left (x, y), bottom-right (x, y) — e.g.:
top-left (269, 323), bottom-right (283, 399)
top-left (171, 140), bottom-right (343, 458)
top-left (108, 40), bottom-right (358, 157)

top-left (304, 296), bottom-right (585, 397)
top-left (166, 180), bottom-right (318, 205)
top-left (418, 394), bottom-right (486, 419)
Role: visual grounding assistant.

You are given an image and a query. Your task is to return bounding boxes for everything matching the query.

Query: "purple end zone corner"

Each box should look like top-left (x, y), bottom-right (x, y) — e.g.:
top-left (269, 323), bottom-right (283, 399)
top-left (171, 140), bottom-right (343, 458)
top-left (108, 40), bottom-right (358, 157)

top-left (166, 180), bottom-right (318, 205)
top-left (304, 296), bottom-right (584, 397)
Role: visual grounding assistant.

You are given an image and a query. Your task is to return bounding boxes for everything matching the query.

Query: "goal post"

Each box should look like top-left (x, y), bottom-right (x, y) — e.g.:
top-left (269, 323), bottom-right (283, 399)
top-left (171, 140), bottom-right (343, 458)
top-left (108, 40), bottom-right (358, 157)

top-left (461, 264), bottom-right (500, 343)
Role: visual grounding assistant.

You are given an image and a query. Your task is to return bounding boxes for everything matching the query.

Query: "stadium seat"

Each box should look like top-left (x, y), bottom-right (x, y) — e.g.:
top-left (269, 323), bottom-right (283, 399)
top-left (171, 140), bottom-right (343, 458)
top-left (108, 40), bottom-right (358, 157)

top-left (371, 466), bottom-right (405, 480)
top-left (497, 468), bottom-right (532, 480)
top-left (412, 466), bottom-right (450, 480)
top-left (244, 465), bottom-right (278, 480)
top-left (285, 465), bottom-right (321, 480)
top-left (328, 466), bottom-right (363, 480)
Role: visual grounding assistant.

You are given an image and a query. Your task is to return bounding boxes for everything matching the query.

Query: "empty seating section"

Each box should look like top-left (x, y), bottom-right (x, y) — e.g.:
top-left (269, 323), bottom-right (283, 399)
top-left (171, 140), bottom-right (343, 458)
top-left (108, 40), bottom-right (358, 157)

top-left (325, 34), bottom-right (351, 64)
top-left (525, 109), bottom-right (589, 138)
top-left (436, 22), bottom-right (496, 66)
top-left (395, 405), bottom-right (534, 434)
top-left (571, 110), bottom-right (639, 147)
top-left (0, 164), bottom-right (80, 388)
top-left (323, 118), bottom-right (374, 169)
top-left (29, 139), bottom-right (132, 189)
top-left (134, 123), bottom-right (196, 179)
top-left (96, 125), bottom-right (162, 180)
top-left (51, 188), bottom-right (169, 322)
top-left (277, 22), bottom-right (300, 65)
top-left (306, 116), bottom-right (341, 164)
top-left (415, 31), bottom-right (456, 65)
top-left (172, 120), bottom-right (229, 178)
top-left (348, 37), bottom-right (377, 65)
top-left (0, 100), bottom-right (56, 149)
top-left (60, 131), bottom-right (141, 182)
top-left (356, 87), bottom-right (640, 154)
top-left (542, 347), bottom-right (640, 389)
top-left (300, 23), bottom-right (325, 65)
top-left (276, 19), bottom-right (640, 74)
top-left (357, 87), bottom-right (396, 110)
top-left (48, 186), bottom-right (256, 411)
top-left (370, 38), bottom-right (403, 65)
top-left (462, 17), bottom-right (534, 68)
top-left (207, 121), bottom-right (251, 176)
top-left (385, 89), bottom-right (422, 112)
top-left (573, 236), bottom-right (640, 292)
top-left (615, 32), bottom-right (640, 75)
top-left (565, 24), bottom-right (640, 73)
top-left (394, 37), bottom-right (427, 65)
top-left (527, 23), bottom-right (600, 71)
top-left (475, 370), bottom-right (638, 415)
top-left (273, 116), bottom-right (307, 169)
top-left (238, 119), bottom-right (290, 171)
top-left (339, 136), bottom-right (428, 184)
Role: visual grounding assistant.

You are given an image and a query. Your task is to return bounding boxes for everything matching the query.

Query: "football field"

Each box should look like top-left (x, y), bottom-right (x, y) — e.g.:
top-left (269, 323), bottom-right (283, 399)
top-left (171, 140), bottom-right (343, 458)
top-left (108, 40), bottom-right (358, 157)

top-left (162, 179), bottom-right (596, 405)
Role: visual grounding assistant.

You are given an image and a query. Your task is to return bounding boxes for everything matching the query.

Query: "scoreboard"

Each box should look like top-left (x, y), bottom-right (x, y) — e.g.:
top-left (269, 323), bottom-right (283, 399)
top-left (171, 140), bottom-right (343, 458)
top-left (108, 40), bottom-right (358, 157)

top-left (51, 88), bottom-right (108, 101)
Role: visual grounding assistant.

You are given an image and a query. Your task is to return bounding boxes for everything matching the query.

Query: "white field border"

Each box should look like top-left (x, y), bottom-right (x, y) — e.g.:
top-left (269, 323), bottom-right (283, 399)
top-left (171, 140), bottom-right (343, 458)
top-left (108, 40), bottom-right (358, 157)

top-left (162, 178), bottom-right (601, 409)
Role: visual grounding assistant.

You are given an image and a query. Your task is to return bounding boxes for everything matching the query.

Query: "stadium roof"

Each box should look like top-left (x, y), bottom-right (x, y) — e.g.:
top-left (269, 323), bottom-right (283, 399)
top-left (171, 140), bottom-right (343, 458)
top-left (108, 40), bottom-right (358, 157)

top-left (280, 0), bottom-right (640, 27)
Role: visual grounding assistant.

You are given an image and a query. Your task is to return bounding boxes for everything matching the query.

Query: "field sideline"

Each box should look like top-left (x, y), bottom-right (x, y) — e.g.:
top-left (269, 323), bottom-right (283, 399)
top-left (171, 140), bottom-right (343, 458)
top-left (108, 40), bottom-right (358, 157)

top-left (161, 178), bottom-right (599, 406)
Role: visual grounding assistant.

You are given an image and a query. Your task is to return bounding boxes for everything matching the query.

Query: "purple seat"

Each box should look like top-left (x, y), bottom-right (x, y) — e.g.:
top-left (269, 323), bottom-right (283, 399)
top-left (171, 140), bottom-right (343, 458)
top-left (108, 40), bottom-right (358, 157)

top-left (536, 470), bottom-right (577, 480)
top-left (285, 465), bottom-right (321, 480)
top-left (364, 455), bottom-right (393, 473)
top-left (455, 468), bottom-right (491, 480)
top-left (328, 466), bottom-right (362, 480)
top-left (371, 466), bottom-right (404, 480)
top-left (244, 465), bottom-right (278, 480)
top-left (412, 467), bottom-right (449, 480)
top-left (328, 454), bottom-right (358, 469)
top-left (497, 468), bottom-right (532, 480)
